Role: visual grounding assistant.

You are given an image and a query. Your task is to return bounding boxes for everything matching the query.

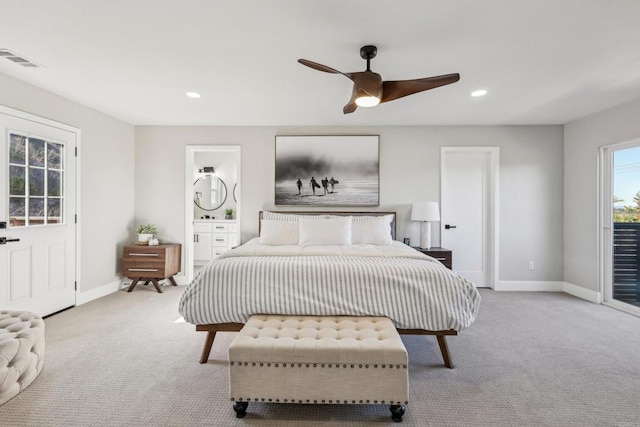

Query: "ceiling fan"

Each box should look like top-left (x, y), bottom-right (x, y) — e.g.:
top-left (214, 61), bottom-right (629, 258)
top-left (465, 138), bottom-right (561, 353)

top-left (298, 45), bottom-right (460, 114)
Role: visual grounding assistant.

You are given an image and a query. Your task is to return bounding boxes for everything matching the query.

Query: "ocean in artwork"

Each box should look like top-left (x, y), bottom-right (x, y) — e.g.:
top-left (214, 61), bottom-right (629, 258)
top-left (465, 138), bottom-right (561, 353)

top-left (275, 179), bottom-right (378, 206)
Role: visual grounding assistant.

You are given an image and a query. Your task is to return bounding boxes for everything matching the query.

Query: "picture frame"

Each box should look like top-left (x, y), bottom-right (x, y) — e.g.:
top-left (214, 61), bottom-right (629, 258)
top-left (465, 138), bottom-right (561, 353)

top-left (275, 135), bottom-right (379, 206)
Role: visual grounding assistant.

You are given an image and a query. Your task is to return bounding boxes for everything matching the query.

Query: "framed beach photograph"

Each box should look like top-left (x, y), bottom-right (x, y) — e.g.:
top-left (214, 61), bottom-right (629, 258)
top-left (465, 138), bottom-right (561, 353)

top-left (275, 135), bottom-right (379, 206)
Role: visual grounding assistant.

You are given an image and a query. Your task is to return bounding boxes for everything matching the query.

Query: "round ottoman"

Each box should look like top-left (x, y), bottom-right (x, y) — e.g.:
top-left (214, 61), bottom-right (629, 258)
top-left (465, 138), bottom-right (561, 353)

top-left (0, 310), bottom-right (45, 405)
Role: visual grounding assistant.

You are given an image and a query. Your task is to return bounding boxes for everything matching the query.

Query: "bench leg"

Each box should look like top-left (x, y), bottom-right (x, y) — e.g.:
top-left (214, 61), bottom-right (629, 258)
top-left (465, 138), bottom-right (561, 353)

top-left (437, 335), bottom-right (454, 369)
top-left (390, 404), bottom-right (405, 422)
top-left (199, 331), bottom-right (216, 364)
top-left (233, 401), bottom-right (248, 418)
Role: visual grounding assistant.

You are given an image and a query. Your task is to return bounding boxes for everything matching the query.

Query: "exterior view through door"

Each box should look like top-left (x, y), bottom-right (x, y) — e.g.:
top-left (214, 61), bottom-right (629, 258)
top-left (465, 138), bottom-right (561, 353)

top-left (0, 107), bottom-right (77, 316)
top-left (608, 144), bottom-right (640, 313)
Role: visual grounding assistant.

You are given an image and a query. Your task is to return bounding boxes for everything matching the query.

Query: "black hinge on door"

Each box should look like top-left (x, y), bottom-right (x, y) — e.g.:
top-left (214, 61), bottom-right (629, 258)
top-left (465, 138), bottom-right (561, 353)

top-left (75, 281), bottom-right (77, 291)
top-left (75, 146), bottom-right (78, 157)
top-left (75, 214), bottom-right (77, 224)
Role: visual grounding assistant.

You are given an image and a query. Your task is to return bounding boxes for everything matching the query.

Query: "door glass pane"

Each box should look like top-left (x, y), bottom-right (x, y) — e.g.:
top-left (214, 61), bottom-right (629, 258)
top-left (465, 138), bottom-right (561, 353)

top-left (47, 142), bottom-right (63, 169)
top-left (10, 134), bottom-right (26, 164)
top-left (613, 147), bottom-right (640, 308)
top-left (9, 165), bottom-right (25, 195)
top-left (29, 138), bottom-right (45, 167)
top-left (47, 170), bottom-right (61, 196)
top-left (29, 197), bottom-right (45, 225)
top-left (29, 167), bottom-right (45, 196)
top-left (9, 197), bottom-right (25, 226)
top-left (47, 198), bottom-right (62, 224)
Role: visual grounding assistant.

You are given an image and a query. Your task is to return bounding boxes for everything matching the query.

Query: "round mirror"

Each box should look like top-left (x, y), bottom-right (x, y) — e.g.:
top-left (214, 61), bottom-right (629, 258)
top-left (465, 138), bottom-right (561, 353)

top-left (233, 183), bottom-right (238, 203)
top-left (194, 175), bottom-right (227, 211)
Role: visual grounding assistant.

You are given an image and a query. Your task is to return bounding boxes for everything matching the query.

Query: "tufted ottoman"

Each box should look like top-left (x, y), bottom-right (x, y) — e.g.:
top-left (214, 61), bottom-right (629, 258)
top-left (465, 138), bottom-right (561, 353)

top-left (228, 315), bottom-right (408, 422)
top-left (0, 310), bottom-right (45, 405)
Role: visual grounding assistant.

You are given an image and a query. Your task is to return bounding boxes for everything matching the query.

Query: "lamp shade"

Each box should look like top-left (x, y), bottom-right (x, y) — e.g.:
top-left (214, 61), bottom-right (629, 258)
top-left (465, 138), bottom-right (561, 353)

top-left (411, 202), bottom-right (440, 222)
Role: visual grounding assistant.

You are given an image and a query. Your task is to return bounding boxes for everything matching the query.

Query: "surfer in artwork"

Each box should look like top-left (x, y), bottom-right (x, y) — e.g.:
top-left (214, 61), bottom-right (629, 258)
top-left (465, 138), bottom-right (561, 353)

top-left (322, 177), bottom-right (329, 195)
top-left (296, 178), bottom-right (302, 195)
top-left (329, 177), bottom-right (338, 193)
top-left (310, 176), bottom-right (320, 195)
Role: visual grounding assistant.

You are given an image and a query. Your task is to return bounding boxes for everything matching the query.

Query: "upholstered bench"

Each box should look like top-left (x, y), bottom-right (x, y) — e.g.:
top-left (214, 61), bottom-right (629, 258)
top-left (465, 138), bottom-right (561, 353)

top-left (0, 310), bottom-right (45, 405)
top-left (228, 315), bottom-right (408, 422)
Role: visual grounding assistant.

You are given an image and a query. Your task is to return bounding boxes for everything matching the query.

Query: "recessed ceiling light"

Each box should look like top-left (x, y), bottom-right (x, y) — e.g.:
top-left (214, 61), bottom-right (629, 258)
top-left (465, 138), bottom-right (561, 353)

top-left (186, 92), bottom-right (201, 98)
top-left (471, 89), bottom-right (487, 97)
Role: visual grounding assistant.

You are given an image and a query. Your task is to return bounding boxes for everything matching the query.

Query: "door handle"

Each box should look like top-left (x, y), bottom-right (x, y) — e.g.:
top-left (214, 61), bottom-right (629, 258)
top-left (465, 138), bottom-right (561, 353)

top-left (444, 224), bottom-right (457, 230)
top-left (0, 237), bottom-right (20, 244)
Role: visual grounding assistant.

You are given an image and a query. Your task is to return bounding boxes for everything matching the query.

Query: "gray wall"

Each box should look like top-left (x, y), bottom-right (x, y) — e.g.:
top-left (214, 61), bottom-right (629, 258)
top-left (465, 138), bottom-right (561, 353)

top-left (0, 72), bottom-right (136, 293)
top-left (565, 97), bottom-right (640, 291)
top-left (135, 125), bottom-right (564, 283)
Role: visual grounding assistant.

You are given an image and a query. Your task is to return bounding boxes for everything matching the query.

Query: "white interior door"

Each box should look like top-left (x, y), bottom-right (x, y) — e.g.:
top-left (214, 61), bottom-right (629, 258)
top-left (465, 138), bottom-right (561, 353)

top-left (441, 147), bottom-right (498, 287)
top-left (0, 108), bottom-right (77, 316)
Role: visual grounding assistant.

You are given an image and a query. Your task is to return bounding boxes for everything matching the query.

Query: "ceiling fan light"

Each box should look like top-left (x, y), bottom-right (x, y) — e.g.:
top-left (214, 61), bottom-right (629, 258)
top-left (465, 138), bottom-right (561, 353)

top-left (355, 96), bottom-right (380, 107)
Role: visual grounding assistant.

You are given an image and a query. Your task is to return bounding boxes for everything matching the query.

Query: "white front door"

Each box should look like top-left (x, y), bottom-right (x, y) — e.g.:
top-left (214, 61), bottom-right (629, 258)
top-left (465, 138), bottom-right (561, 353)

top-left (0, 108), bottom-right (77, 316)
top-left (441, 147), bottom-right (498, 287)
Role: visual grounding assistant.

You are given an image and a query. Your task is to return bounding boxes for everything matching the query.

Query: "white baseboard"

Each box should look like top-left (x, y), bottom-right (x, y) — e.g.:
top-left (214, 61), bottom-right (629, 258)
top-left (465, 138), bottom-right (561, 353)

top-left (493, 280), bottom-right (602, 304)
top-left (494, 281), bottom-right (564, 291)
top-left (562, 282), bottom-right (602, 304)
top-left (77, 275), bottom-right (188, 305)
top-left (76, 279), bottom-right (123, 305)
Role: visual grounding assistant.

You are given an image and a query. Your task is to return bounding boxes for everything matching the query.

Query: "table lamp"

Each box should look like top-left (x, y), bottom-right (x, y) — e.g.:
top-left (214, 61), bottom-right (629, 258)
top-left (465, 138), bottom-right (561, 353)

top-left (411, 202), bottom-right (440, 249)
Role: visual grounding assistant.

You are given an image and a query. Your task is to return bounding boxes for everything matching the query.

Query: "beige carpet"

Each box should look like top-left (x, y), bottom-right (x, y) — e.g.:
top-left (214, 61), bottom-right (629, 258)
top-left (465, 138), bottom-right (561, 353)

top-left (1, 285), bottom-right (639, 426)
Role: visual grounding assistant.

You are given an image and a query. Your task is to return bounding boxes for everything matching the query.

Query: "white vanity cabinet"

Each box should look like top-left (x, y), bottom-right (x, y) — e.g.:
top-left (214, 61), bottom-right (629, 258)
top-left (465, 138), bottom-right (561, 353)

top-left (193, 220), bottom-right (239, 263)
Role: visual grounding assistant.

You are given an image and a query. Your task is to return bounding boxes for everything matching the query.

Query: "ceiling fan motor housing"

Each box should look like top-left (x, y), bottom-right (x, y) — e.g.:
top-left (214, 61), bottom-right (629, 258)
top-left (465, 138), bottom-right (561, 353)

top-left (360, 45), bottom-right (377, 60)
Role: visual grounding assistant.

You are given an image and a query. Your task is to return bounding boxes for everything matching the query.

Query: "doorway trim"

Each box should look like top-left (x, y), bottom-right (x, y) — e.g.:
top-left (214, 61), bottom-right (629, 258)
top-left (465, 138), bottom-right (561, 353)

top-left (0, 104), bottom-right (81, 305)
top-left (598, 138), bottom-right (640, 317)
top-left (440, 146), bottom-right (499, 288)
top-left (184, 145), bottom-right (241, 283)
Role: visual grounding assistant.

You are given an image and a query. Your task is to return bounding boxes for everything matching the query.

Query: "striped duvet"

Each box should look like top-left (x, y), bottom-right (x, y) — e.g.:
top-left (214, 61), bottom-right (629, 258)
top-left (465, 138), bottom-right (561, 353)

top-left (178, 239), bottom-right (481, 331)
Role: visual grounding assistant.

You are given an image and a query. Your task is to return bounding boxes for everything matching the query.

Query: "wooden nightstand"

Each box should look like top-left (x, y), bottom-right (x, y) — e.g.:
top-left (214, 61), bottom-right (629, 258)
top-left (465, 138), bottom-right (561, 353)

top-left (414, 247), bottom-right (452, 269)
top-left (123, 243), bottom-right (182, 293)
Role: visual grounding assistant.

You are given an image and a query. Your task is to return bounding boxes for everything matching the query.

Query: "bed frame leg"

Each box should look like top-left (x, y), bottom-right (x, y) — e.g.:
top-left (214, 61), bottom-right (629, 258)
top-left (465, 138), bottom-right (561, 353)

top-left (436, 335), bottom-right (454, 369)
top-left (199, 331), bottom-right (216, 364)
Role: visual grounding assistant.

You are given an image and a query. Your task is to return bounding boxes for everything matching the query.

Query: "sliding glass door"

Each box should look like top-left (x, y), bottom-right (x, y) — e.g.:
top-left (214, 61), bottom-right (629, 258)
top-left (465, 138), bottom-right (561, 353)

top-left (601, 141), bottom-right (640, 315)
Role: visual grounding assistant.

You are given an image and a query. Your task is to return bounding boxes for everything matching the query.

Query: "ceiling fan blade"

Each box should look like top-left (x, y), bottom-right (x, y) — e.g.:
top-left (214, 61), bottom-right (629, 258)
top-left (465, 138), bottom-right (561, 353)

top-left (343, 86), bottom-right (359, 114)
top-left (380, 73), bottom-right (460, 103)
top-left (298, 59), bottom-right (344, 74)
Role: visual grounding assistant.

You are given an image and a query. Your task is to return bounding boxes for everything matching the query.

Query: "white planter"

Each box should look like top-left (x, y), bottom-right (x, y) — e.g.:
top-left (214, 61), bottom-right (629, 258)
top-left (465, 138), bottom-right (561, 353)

top-left (137, 233), bottom-right (154, 245)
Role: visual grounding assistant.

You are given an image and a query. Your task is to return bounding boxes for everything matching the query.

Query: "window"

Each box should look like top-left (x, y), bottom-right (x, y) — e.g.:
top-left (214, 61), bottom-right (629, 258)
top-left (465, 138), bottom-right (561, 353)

top-left (9, 132), bottom-right (64, 227)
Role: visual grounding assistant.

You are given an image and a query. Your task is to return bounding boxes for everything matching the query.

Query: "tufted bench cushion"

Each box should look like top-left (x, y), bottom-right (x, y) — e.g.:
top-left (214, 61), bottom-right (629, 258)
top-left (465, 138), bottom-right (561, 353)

top-left (0, 310), bottom-right (45, 405)
top-left (228, 315), bottom-right (408, 421)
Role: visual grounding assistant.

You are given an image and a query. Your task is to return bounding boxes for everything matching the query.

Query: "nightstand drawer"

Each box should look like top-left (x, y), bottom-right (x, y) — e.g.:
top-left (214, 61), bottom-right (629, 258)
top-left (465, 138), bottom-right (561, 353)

top-left (414, 247), bottom-right (452, 269)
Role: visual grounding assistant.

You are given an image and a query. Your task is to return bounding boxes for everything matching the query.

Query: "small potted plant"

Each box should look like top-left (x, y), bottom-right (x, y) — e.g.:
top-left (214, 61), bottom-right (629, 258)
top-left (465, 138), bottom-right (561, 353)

top-left (136, 224), bottom-right (158, 245)
top-left (225, 209), bottom-right (233, 220)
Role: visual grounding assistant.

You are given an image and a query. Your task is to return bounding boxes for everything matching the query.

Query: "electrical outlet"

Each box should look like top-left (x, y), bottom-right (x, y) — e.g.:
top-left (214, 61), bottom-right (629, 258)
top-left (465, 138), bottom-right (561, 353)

top-left (528, 261), bottom-right (534, 270)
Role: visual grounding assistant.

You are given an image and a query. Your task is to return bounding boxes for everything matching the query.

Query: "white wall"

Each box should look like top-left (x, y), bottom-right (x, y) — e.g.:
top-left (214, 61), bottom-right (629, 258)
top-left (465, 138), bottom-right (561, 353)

top-left (136, 125), bottom-right (563, 283)
top-left (565, 97), bottom-right (640, 292)
top-left (0, 72), bottom-right (135, 294)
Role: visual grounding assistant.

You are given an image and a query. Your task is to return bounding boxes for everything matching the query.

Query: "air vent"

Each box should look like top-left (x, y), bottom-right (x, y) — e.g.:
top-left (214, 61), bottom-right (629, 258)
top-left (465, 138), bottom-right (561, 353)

top-left (0, 49), bottom-right (41, 68)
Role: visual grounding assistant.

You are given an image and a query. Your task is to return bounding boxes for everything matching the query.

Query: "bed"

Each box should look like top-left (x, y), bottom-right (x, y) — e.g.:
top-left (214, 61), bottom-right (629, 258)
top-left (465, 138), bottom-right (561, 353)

top-left (178, 211), bottom-right (481, 368)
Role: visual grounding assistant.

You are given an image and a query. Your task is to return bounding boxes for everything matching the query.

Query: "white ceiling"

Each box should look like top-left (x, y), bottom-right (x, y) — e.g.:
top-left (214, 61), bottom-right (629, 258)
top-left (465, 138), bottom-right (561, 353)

top-left (2, 0), bottom-right (640, 126)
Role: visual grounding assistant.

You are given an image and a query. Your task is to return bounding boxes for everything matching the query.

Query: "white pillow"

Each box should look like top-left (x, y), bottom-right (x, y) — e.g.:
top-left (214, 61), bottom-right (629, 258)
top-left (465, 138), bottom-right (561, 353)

top-left (351, 216), bottom-right (393, 245)
top-left (298, 217), bottom-right (352, 246)
top-left (259, 220), bottom-right (299, 245)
